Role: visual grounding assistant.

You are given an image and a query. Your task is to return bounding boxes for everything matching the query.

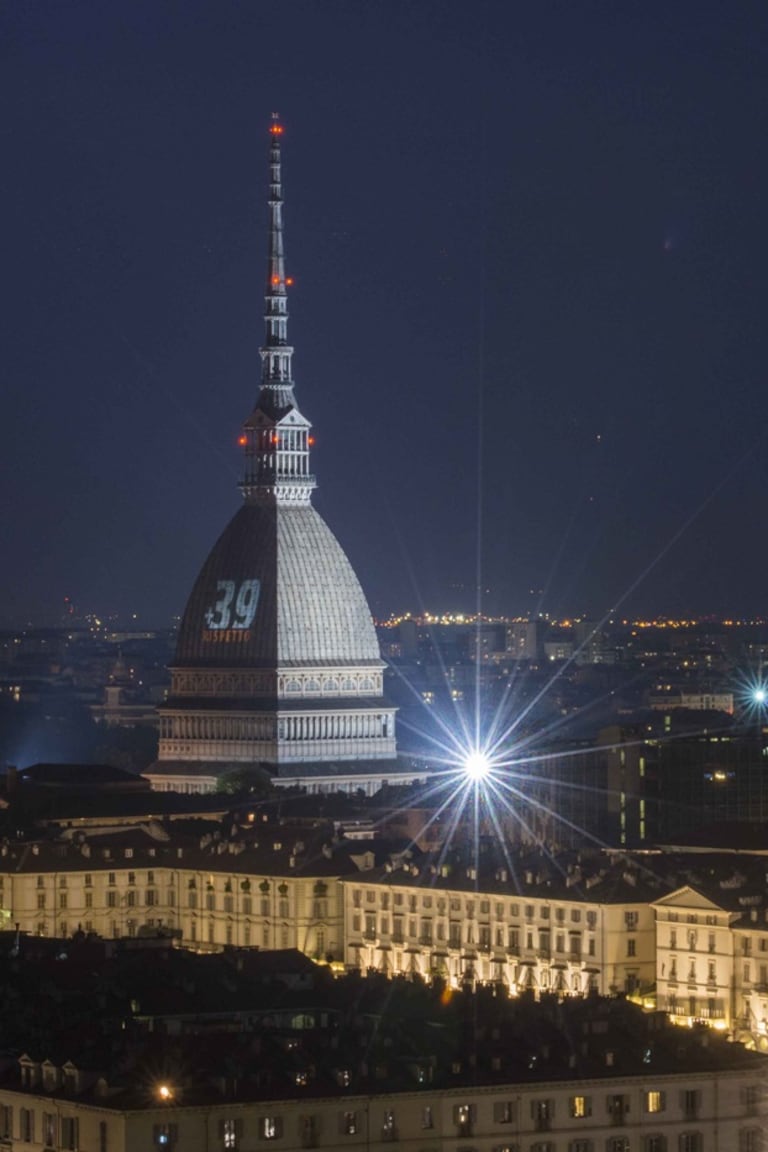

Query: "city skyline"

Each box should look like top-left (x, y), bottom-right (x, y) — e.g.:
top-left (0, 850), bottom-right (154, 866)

top-left (5, 5), bottom-right (768, 1123)
top-left (4, 2), bottom-right (768, 627)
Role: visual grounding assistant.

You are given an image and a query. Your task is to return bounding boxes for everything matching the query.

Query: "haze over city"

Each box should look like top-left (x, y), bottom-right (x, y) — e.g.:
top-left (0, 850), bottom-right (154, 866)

top-left (3, 1), bottom-right (768, 627)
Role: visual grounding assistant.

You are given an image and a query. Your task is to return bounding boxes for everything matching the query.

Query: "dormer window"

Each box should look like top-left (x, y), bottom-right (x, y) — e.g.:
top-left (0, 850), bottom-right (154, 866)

top-left (62, 1063), bottom-right (79, 1094)
top-left (19, 1055), bottom-right (41, 1089)
top-left (42, 1061), bottom-right (59, 1091)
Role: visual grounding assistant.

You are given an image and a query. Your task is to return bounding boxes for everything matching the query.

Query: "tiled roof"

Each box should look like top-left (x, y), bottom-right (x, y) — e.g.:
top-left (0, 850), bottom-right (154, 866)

top-left (339, 848), bottom-right (669, 904)
top-left (2, 824), bottom-right (360, 879)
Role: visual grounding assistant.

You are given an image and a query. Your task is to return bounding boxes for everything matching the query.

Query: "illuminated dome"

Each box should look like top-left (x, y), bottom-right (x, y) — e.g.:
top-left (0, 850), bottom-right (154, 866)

top-left (148, 116), bottom-right (396, 793)
top-left (174, 504), bottom-right (381, 668)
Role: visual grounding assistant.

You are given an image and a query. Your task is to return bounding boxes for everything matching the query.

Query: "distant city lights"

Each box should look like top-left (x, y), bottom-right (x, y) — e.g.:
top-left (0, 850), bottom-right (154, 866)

top-left (378, 611), bottom-right (768, 630)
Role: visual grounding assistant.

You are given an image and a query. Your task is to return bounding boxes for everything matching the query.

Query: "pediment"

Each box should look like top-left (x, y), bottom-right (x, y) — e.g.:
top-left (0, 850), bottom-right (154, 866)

top-left (652, 885), bottom-right (726, 912)
top-left (276, 410), bottom-right (309, 428)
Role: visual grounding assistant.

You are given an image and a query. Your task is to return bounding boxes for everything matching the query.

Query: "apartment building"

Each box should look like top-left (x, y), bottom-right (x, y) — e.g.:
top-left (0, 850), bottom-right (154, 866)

top-left (0, 826), bottom-right (360, 961)
top-left (0, 1061), bottom-right (763, 1152)
top-left (341, 858), bottom-right (660, 997)
top-left (733, 911), bottom-right (768, 1048)
top-left (654, 878), bottom-right (768, 1048)
top-left (12, 819), bottom-right (768, 1054)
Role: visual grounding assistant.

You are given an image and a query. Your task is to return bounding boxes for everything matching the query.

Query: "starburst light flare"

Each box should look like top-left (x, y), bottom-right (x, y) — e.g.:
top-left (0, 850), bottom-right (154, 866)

top-left (463, 750), bottom-right (492, 780)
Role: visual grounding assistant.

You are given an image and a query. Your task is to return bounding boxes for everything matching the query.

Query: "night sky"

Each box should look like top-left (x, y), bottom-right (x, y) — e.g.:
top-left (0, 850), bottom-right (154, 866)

top-left (4, 1), bottom-right (768, 627)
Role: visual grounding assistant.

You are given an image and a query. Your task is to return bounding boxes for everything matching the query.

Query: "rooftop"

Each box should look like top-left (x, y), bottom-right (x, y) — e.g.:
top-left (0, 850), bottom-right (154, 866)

top-left (0, 939), bottom-right (762, 1109)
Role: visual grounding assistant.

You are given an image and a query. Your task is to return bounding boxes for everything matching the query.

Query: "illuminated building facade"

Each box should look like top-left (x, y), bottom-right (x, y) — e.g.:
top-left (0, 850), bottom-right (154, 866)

top-left (0, 1061), bottom-right (763, 1152)
top-left (654, 882), bottom-right (768, 1049)
top-left (341, 860), bottom-right (659, 997)
top-left (0, 843), bottom-right (654, 995)
top-left (149, 118), bottom-right (396, 792)
top-left (1, 830), bottom-right (353, 959)
top-left (10, 826), bottom-right (768, 1050)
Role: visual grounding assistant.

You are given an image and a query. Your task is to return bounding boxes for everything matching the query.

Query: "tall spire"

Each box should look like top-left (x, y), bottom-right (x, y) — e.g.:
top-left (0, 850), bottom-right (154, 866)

top-left (262, 114), bottom-right (292, 395)
top-left (241, 115), bottom-right (316, 506)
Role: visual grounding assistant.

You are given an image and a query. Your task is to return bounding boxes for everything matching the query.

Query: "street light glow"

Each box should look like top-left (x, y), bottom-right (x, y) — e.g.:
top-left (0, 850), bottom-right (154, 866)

top-left (464, 751), bottom-right (491, 780)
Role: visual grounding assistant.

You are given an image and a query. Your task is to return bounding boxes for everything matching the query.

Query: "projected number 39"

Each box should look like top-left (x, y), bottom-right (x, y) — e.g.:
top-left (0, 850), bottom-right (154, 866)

top-left (204, 579), bottom-right (260, 630)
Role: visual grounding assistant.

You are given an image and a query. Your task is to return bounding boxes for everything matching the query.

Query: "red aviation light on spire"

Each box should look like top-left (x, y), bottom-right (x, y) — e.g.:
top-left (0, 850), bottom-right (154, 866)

top-left (270, 122), bottom-right (284, 136)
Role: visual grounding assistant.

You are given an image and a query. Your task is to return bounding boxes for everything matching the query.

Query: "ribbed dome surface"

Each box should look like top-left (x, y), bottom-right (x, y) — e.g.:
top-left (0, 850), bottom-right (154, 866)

top-left (174, 504), bottom-right (381, 668)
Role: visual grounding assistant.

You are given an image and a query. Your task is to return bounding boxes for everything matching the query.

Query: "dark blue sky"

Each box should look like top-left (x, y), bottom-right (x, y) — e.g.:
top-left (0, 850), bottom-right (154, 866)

top-left (3, 1), bottom-right (768, 626)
